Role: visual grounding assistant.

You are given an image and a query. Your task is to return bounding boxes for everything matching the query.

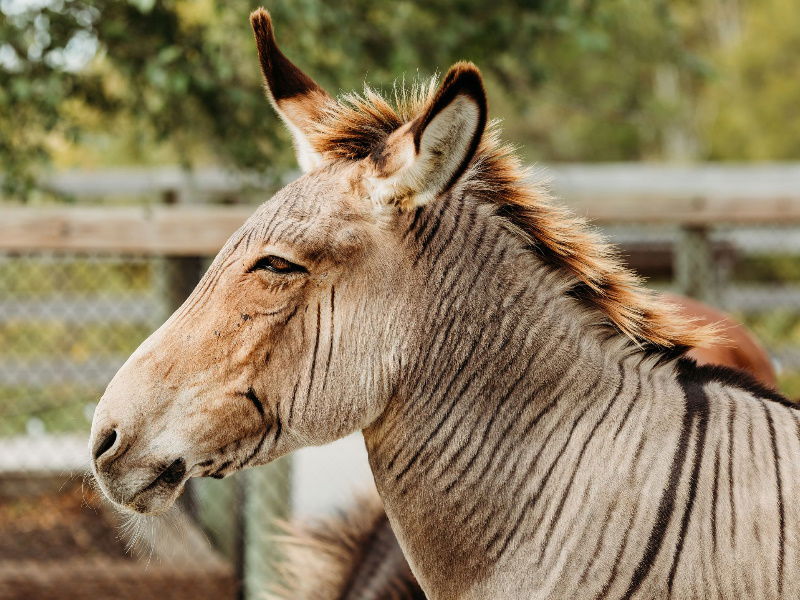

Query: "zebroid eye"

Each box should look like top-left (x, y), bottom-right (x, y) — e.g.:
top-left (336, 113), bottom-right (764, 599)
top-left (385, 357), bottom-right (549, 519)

top-left (248, 255), bottom-right (306, 275)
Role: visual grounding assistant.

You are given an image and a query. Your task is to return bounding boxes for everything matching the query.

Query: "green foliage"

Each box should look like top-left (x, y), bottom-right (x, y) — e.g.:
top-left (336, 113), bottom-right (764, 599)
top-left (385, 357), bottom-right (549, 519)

top-left (1, 0), bottom-right (699, 198)
top-left (2, 0), bottom-right (798, 197)
top-left (701, 0), bottom-right (800, 160)
top-left (1, 0), bottom-right (293, 197)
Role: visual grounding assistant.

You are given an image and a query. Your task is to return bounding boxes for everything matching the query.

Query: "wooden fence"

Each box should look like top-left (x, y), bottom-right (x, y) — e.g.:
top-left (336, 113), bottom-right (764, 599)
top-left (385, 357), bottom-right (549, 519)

top-left (3, 164), bottom-right (800, 597)
top-left (4, 163), bottom-right (800, 302)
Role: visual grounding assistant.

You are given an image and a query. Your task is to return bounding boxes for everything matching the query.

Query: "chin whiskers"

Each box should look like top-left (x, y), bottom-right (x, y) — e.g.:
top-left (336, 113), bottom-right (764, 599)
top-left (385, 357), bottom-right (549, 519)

top-left (115, 502), bottom-right (195, 567)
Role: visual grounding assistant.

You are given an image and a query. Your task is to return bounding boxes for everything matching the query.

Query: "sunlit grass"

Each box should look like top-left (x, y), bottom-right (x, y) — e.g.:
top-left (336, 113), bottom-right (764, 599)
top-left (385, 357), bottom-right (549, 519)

top-left (0, 321), bottom-right (150, 359)
top-left (0, 384), bottom-right (99, 435)
top-left (0, 259), bottom-right (152, 298)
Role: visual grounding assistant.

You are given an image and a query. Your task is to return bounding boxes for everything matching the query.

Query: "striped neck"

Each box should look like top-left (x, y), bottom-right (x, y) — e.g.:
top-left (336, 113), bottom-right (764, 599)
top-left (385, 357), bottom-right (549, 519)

top-left (362, 191), bottom-right (650, 596)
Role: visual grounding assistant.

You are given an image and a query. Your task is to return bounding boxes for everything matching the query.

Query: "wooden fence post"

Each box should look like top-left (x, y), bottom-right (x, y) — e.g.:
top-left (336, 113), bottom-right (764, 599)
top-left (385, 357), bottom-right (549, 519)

top-left (674, 224), bottom-right (717, 304)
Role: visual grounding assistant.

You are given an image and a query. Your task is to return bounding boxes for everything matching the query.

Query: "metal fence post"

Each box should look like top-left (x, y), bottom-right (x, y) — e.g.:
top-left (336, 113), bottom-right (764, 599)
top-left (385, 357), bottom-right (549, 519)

top-left (674, 224), bottom-right (717, 304)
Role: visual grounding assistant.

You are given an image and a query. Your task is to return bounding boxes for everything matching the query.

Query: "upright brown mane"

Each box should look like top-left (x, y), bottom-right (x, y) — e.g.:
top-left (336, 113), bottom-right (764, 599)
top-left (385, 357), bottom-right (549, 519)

top-left (307, 80), bottom-right (719, 352)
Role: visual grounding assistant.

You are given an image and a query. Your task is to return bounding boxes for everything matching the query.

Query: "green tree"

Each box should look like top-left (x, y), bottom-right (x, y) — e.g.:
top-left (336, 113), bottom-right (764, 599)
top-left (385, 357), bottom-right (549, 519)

top-left (1, 0), bottom-right (698, 198)
top-left (700, 0), bottom-right (800, 160)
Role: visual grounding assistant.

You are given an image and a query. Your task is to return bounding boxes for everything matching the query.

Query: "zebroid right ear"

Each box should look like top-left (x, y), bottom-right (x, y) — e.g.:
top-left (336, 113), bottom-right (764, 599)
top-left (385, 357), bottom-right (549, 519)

top-left (364, 62), bottom-right (488, 210)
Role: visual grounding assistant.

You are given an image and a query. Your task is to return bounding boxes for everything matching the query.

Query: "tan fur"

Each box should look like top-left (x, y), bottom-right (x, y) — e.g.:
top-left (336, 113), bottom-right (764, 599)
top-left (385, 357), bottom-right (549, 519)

top-left (270, 295), bottom-right (778, 600)
top-left (307, 82), bottom-right (718, 351)
top-left (268, 493), bottom-right (422, 600)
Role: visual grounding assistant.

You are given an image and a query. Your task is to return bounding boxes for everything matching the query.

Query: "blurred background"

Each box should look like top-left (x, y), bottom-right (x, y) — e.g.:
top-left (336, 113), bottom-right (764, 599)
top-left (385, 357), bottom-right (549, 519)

top-left (1, 0), bottom-right (800, 598)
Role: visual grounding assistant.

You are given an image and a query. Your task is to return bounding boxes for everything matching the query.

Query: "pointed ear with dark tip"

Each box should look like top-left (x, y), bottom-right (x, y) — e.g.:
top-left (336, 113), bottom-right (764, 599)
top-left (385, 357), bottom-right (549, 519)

top-left (365, 62), bottom-right (487, 209)
top-left (250, 8), bottom-right (331, 172)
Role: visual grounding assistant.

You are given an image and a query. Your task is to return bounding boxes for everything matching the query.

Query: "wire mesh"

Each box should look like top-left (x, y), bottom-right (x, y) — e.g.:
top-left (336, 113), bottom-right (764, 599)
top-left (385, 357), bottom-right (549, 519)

top-left (0, 252), bottom-right (293, 600)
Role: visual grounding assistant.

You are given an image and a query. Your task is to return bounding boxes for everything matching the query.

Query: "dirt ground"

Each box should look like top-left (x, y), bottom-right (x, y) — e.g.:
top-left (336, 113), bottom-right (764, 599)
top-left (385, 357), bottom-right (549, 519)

top-left (0, 480), bottom-right (130, 562)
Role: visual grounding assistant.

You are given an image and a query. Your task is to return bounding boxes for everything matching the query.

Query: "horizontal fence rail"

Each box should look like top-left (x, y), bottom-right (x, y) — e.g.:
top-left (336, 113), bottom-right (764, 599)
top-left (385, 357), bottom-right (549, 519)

top-left (0, 206), bottom-right (253, 255)
top-left (3, 163), bottom-right (800, 255)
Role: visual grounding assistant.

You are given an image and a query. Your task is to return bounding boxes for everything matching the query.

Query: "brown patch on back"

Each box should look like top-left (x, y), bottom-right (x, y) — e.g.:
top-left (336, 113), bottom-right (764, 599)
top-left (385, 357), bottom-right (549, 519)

top-left (666, 293), bottom-right (777, 387)
top-left (306, 81), bottom-right (719, 352)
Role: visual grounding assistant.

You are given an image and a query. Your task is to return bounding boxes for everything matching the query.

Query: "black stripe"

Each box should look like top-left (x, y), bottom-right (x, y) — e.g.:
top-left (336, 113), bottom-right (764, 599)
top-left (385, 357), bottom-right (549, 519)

top-left (665, 371), bottom-right (710, 593)
top-left (612, 370), bottom-right (641, 441)
top-left (239, 387), bottom-right (270, 468)
top-left (210, 459), bottom-right (233, 478)
top-left (383, 303), bottom-right (469, 470)
top-left (428, 333), bottom-right (515, 481)
top-left (244, 227), bottom-right (256, 250)
top-left (489, 372), bottom-right (600, 561)
top-left (394, 336), bottom-right (484, 482)
top-left (441, 300), bottom-right (533, 491)
top-left (303, 302), bottom-right (322, 411)
top-left (244, 386), bottom-right (265, 417)
top-left (762, 401), bottom-right (785, 597)
top-left (711, 439), bottom-right (722, 554)
top-left (416, 204), bottom-right (446, 256)
top-left (597, 503), bottom-right (640, 599)
top-left (391, 237), bottom-right (508, 453)
top-left (458, 328), bottom-right (575, 530)
top-left (425, 281), bottom-right (522, 480)
top-left (402, 206), bottom-right (425, 241)
top-left (437, 216), bottom-right (490, 300)
top-left (727, 396), bottom-right (737, 548)
top-left (621, 384), bottom-right (696, 598)
top-left (579, 498), bottom-right (618, 585)
top-left (412, 196), bottom-right (449, 246)
top-left (424, 240), bottom-right (508, 387)
top-left (462, 328), bottom-right (574, 525)
top-left (279, 305), bottom-right (299, 328)
top-left (428, 198), bottom-right (472, 269)
top-left (675, 358), bottom-right (795, 409)
top-left (272, 403), bottom-right (283, 445)
top-left (586, 431), bottom-right (649, 590)
top-left (538, 366), bottom-right (625, 561)
top-left (287, 377), bottom-right (300, 426)
top-left (396, 207), bottom-right (481, 403)
top-left (452, 333), bottom-right (558, 522)
top-left (791, 409), bottom-right (800, 446)
top-left (320, 286), bottom-right (336, 392)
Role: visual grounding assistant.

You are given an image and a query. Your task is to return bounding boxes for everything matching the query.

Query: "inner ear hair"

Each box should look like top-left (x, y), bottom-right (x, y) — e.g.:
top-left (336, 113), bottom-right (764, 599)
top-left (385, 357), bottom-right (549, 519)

top-left (411, 62), bottom-right (487, 170)
top-left (369, 62), bottom-right (488, 208)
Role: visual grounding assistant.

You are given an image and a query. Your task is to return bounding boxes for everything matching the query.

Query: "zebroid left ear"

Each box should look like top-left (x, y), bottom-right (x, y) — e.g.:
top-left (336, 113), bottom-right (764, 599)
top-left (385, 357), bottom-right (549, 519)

top-left (250, 7), bottom-right (331, 172)
top-left (365, 62), bottom-right (488, 209)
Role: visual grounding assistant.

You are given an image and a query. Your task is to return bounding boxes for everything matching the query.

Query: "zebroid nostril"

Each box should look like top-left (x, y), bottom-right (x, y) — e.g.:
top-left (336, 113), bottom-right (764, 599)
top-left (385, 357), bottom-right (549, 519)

top-left (160, 458), bottom-right (186, 486)
top-left (94, 429), bottom-right (118, 460)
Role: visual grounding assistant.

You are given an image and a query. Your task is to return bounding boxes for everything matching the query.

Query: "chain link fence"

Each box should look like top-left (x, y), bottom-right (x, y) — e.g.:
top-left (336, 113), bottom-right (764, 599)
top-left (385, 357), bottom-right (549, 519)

top-left (0, 242), bottom-right (376, 599)
top-left (0, 252), bottom-right (280, 599)
top-left (2, 166), bottom-right (800, 598)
